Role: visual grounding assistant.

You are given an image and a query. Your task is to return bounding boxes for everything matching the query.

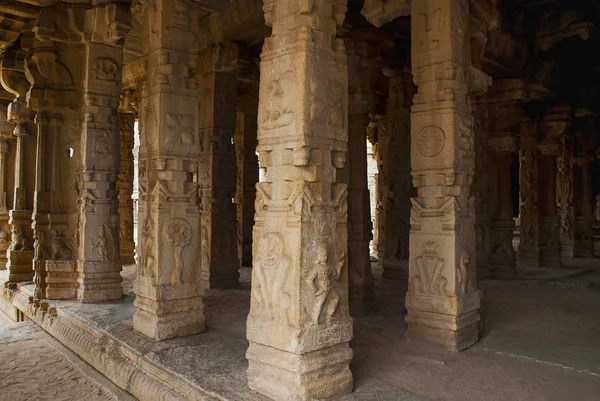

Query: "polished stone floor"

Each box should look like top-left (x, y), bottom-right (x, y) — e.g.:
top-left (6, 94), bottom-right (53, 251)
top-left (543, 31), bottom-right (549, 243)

top-left (2, 260), bottom-right (600, 401)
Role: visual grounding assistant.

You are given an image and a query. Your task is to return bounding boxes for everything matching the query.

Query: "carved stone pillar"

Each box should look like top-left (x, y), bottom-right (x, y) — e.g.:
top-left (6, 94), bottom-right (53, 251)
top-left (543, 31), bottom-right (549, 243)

top-left (473, 99), bottom-right (491, 276)
top-left (557, 136), bottom-right (574, 258)
top-left (246, 1), bottom-right (353, 399)
top-left (345, 113), bottom-right (373, 310)
top-left (197, 44), bottom-right (240, 289)
top-left (133, 0), bottom-right (204, 340)
top-left (593, 191), bottom-right (600, 258)
top-left (518, 118), bottom-right (540, 268)
top-left (381, 73), bottom-right (413, 281)
top-left (117, 105), bottom-right (136, 265)
top-left (489, 152), bottom-right (517, 275)
top-left (407, 0), bottom-right (491, 351)
top-left (0, 106), bottom-right (13, 269)
top-left (235, 78), bottom-right (259, 268)
top-left (375, 117), bottom-right (391, 266)
top-left (1, 44), bottom-right (35, 282)
top-left (538, 153), bottom-right (562, 267)
top-left (573, 158), bottom-right (594, 258)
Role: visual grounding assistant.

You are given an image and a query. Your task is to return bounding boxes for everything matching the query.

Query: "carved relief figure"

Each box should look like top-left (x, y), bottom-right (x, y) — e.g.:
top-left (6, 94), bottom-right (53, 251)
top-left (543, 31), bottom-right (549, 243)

top-left (457, 250), bottom-right (471, 294)
top-left (120, 220), bottom-right (133, 243)
top-left (10, 225), bottom-right (31, 251)
top-left (163, 218), bottom-right (193, 284)
top-left (253, 232), bottom-right (292, 323)
top-left (33, 231), bottom-right (49, 260)
top-left (263, 71), bottom-right (295, 129)
top-left (412, 241), bottom-right (448, 295)
top-left (93, 58), bottom-right (118, 80)
top-left (51, 230), bottom-right (74, 260)
top-left (306, 244), bottom-right (340, 325)
top-left (140, 218), bottom-right (155, 279)
top-left (92, 225), bottom-right (112, 261)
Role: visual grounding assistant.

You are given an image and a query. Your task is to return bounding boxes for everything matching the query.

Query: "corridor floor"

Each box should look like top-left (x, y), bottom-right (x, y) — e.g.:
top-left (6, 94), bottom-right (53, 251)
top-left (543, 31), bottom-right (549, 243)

top-left (0, 316), bottom-right (134, 401)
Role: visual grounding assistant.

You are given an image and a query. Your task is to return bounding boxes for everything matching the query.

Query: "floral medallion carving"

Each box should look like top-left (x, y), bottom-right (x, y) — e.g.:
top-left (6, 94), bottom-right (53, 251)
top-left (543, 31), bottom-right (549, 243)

top-left (416, 125), bottom-right (445, 157)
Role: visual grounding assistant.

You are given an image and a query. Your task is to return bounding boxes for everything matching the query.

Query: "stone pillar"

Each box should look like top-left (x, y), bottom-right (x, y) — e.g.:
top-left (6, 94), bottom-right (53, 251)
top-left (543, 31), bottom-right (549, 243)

top-left (538, 153), bottom-right (562, 267)
top-left (573, 158), bottom-right (594, 257)
top-left (117, 98), bottom-right (136, 265)
top-left (0, 107), bottom-right (13, 269)
top-left (246, 1), bottom-right (353, 400)
top-left (76, 36), bottom-right (128, 301)
top-left (1, 44), bottom-right (35, 282)
top-left (235, 69), bottom-right (259, 268)
top-left (489, 153), bottom-right (517, 276)
top-left (593, 191), bottom-right (600, 258)
top-left (346, 113), bottom-right (373, 310)
top-left (407, 0), bottom-right (491, 351)
top-left (381, 73), bottom-right (413, 281)
top-left (197, 44), bottom-right (240, 289)
top-left (133, 0), bottom-right (205, 340)
top-left (557, 136), bottom-right (574, 258)
top-left (518, 118), bottom-right (540, 268)
top-left (473, 100), bottom-right (492, 276)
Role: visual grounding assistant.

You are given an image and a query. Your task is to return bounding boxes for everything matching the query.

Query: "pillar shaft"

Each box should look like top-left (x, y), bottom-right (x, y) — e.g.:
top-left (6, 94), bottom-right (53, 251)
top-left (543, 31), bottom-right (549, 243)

top-left (235, 109), bottom-right (258, 267)
top-left (76, 41), bottom-right (123, 302)
top-left (557, 137), bottom-right (575, 258)
top-left (198, 55), bottom-right (240, 289)
top-left (117, 111), bottom-right (136, 265)
top-left (407, 0), bottom-right (487, 351)
top-left (518, 119), bottom-right (540, 268)
top-left (246, 1), bottom-right (353, 400)
top-left (573, 159), bottom-right (594, 257)
top-left (346, 113), bottom-right (373, 310)
top-left (381, 74), bottom-right (413, 281)
top-left (538, 154), bottom-right (562, 267)
top-left (133, 0), bottom-right (205, 340)
top-left (489, 153), bottom-right (517, 275)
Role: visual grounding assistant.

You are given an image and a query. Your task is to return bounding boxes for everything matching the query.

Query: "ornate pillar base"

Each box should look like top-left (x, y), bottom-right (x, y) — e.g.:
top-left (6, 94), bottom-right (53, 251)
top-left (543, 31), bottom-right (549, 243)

top-left (6, 209), bottom-right (33, 281)
top-left (133, 279), bottom-right (205, 340)
top-left (246, 321), bottom-right (353, 401)
top-left (45, 261), bottom-right (77, 300)
top-left (539, 216), bottom-right (562, 268)
top-left (6, 250), bottom-right (34, 282)
top-left (405, 291), bottom-right (481, 351)
top-left (76, 263), bottom-right (122, 302)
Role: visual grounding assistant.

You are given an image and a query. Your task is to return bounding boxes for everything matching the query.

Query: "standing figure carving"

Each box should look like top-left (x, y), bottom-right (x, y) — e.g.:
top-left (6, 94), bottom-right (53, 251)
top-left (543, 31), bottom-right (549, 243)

top-left (306, 244), bottom-right (340, 325)
top-left (252, 232), bottom-right (291, 323)
top-left (163, 218), bottom-right (193, 284)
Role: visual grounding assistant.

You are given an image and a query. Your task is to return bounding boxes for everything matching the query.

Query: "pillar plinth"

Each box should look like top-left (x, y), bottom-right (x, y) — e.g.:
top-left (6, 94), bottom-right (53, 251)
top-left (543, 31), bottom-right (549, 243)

top-left (246, 1), bottom-right (353, 399)
top-left (406, 0), bottom-right (489, 351)
top-left (132, 0), bottom-right (205, 340)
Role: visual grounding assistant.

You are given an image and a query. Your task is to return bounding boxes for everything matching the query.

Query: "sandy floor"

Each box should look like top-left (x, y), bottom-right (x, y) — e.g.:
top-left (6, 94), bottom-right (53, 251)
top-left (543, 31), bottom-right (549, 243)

top-left (3, 260), bottom-right (600, 401)
top-left (0, 320), bottom-right (135, 401)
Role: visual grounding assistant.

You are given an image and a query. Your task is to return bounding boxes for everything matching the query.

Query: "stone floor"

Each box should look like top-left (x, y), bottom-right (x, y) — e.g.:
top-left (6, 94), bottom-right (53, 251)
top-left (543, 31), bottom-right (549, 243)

top-left (2, 260), bottom-right (600, 401)
top-left (0, 319), bottom-right (135, 401)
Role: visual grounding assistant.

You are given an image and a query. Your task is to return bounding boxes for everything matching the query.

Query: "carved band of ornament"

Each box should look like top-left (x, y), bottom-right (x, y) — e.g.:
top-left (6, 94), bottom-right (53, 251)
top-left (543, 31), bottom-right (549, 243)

top-left (416, 126), bottom-right (445, 157)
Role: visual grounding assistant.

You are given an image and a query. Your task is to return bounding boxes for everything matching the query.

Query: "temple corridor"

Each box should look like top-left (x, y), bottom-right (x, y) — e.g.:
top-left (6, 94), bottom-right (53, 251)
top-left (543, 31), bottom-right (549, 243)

top-left (1, 0), bottom-right (600, 400)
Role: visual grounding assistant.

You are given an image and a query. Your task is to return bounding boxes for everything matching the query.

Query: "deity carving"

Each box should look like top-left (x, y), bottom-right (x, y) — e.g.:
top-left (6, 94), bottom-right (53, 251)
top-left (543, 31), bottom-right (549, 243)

top-left (93, 58), bottom-right (118, 81)
top-left (163, 218), bottom-right (193, 284)
top-left (263, 70), bottom-right (295, 130)
top-left (92, 225), bottom-right (114, 261)
top-left (416, 126), bottom-right (446, 157)
top-left (120, 220), bottom-right (133, 243)
top-left (411, 241), bottom-right (448, 296)
top-left (139, 218), bottom-right (155, 279)
top-left (311, 77), bottom-right (343, 128)
top-left (252, 232), bottom-right (292, 324)
top-left (305, 243), bottom-right (341, 325)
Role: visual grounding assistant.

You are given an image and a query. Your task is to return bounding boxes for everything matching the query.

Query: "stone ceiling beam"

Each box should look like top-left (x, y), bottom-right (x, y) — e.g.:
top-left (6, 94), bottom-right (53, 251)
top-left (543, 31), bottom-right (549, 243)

top-left (0, 2), bottom-right (40, 19)
top-left (361, 0), bottom-right (410, 28)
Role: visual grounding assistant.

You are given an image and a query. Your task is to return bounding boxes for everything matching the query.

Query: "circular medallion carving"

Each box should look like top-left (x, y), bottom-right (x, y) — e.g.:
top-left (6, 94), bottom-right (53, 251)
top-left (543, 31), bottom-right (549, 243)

top-left (416, 126), bottom-right (446, 157)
